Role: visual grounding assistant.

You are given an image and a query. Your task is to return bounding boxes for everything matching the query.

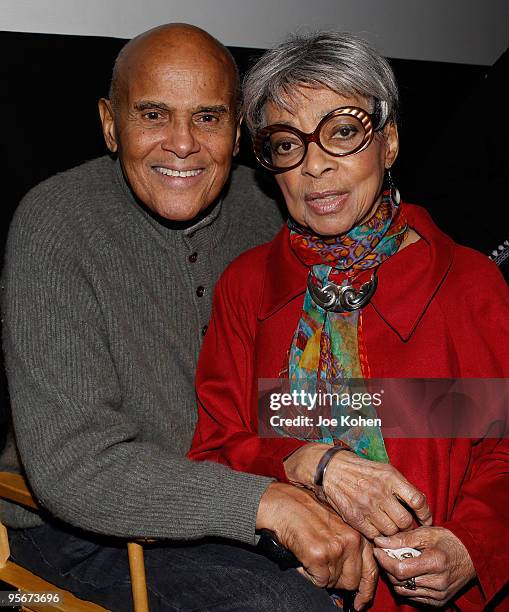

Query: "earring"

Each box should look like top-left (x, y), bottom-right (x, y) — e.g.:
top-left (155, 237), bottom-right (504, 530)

top-left (387, 170), bottom-right (401, 206)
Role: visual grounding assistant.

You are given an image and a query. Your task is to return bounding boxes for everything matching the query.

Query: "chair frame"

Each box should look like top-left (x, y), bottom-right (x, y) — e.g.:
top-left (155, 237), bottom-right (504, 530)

top-left (0, 472), bottom-right (149, 612)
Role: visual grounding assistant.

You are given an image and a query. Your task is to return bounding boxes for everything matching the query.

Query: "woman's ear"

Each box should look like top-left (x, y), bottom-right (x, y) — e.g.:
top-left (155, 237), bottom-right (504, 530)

top-left (383, 121), bottom-right (399, 169)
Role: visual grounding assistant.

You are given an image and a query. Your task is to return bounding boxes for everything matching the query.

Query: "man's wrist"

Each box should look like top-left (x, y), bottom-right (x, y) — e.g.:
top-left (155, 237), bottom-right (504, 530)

top-left (256, 481), bottom-right (287, 530)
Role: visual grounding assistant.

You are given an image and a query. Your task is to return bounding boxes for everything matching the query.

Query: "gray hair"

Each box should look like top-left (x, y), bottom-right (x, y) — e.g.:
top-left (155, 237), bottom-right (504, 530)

top-left (243, 31), bottom-right (399, 134)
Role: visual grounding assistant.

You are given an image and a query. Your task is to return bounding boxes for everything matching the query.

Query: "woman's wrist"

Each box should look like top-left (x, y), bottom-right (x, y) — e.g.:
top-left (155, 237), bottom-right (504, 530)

top-left (283, 443), bottom-right (333, 487)
top-left (313, 445), bottom-right (351, 501)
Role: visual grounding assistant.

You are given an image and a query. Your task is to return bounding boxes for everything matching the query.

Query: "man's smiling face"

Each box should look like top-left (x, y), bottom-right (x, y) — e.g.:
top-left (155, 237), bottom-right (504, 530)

top-left (99, 27), bottom-right (240, 221)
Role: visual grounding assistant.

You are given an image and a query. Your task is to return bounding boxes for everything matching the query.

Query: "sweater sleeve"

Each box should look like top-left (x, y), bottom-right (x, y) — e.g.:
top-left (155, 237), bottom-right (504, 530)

top-left (188, 255), bottom-right (307, 481)
top-left (2, 186), bottom-right (273, 544)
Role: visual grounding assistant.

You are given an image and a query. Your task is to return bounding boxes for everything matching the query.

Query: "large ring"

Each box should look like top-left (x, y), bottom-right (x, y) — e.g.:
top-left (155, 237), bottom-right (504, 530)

top-left (403, 577), bottom-right (417, 591)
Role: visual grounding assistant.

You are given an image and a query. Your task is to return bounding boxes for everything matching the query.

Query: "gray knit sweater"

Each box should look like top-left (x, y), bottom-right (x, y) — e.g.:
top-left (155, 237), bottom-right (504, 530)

top-left (0, 156), bottom-right (283, 544)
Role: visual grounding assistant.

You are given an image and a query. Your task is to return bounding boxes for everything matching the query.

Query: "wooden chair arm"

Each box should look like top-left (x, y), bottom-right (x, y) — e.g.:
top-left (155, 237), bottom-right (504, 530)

top-left (0, 472), bottom-right (38, 510)
top-left (0, 471), bottom-right (150, 611)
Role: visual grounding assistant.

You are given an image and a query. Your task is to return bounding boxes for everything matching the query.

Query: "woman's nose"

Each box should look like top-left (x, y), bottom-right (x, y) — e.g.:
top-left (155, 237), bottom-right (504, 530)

top-left (300, 142), bottom-right (336, 178)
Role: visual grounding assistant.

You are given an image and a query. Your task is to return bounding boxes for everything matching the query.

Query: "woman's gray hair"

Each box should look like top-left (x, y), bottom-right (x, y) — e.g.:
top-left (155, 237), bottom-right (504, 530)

top-left (243, 31), bottom-right (399, 134)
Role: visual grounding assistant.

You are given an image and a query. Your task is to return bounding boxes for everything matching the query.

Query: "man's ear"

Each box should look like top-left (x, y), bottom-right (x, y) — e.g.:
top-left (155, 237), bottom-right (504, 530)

top-left (233, 115), bottom-right (243, 157)
top-left (383, 120), bottom-right (399, 169)
top-left (98, 98), bottom-right (118, 153)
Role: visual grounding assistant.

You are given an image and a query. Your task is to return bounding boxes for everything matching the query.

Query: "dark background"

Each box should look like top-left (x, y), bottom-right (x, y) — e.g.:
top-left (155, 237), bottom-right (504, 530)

top-left (0, 31), bottom-right (508, 445)
top-left (2, 31), bottom-right (507, 251)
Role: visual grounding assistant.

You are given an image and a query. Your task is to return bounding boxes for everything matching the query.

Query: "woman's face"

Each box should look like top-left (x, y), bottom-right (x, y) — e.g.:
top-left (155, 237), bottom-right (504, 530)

top-left (264, 87), bottom-right (399, 236)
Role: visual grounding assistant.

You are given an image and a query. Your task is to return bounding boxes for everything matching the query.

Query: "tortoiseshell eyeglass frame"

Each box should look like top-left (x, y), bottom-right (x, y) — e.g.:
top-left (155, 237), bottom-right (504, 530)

top-left (253, 101), bottom-right (385, 173)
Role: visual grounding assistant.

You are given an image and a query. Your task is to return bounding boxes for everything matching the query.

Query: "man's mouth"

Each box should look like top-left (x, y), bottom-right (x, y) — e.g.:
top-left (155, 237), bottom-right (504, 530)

top-left (153, 166), bottom-right (203, 178)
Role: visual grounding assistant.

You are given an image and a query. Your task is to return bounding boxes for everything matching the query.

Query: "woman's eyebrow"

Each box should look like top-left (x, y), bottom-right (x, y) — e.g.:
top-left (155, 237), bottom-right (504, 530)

top-left (265, 109), bottom-right (334, 128)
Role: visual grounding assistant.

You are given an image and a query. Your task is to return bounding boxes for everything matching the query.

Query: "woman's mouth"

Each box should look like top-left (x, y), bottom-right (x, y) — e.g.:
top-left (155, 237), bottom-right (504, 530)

top-left (304, 191), bottom-right (348, 215)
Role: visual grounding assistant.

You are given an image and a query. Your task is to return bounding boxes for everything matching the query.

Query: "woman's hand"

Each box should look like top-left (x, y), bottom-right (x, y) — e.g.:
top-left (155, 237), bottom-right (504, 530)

top-left (373, 526), bottom-right (476, 606)
top-left (256, 481), bottom-right (378, 608)
top-left (284, 443), bottom-right (432, 538)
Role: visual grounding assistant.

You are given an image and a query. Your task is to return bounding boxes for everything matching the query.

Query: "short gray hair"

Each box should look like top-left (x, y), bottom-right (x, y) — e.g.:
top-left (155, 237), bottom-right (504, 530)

top-left (243, 31), bottom-right (398, 134)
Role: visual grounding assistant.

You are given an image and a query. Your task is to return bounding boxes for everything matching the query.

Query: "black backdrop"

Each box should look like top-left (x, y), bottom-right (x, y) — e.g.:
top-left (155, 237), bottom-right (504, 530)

top-left (4, 30), bottom-right (507, 252)
top-left (1, 30), bottom-right (507, 442)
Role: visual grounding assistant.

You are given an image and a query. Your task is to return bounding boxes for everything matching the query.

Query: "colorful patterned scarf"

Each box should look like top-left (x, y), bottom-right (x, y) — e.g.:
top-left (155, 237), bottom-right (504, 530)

top-left (285, 191), bottom-right (407, 461)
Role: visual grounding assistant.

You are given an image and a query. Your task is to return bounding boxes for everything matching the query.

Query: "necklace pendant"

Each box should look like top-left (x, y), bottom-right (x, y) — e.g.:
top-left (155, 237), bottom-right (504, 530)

top-left (307, 271), bottom-right (378, 312)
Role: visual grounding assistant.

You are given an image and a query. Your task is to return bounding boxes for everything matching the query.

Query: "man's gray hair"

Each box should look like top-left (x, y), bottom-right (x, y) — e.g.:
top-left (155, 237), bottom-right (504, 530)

top-left (243, 31), bottom-right (399, 134)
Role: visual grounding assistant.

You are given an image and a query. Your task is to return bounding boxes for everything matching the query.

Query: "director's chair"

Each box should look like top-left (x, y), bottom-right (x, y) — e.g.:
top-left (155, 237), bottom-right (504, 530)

top-left (0, 472), bottom-right (150, 612)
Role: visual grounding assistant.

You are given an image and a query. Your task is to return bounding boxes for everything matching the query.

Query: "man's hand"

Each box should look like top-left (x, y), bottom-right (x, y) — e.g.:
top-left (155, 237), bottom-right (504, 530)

top-left (284, 444), bottom-right (432, 538)
top-left (373, 526), bottom-right (476, 607)
top-left (256, 482), bottom-right (378, 609)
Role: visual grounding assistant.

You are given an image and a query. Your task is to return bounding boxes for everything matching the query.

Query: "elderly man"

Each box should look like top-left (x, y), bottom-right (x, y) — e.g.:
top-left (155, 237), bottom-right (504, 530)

top-left (1, 24), bottom-right (377, 611)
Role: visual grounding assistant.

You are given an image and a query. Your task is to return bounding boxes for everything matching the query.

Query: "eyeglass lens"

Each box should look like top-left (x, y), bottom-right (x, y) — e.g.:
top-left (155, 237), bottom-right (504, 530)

top-left (260, 114), bottom-right (368, 169)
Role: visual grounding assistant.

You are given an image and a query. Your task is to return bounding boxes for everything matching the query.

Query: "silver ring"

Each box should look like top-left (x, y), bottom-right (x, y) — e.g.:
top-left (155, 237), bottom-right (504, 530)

top-left (403, 577), bottom-right (417, 590)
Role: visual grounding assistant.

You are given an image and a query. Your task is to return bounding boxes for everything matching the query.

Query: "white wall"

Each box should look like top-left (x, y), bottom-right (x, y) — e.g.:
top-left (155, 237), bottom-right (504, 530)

top-left (1, 0), bottom-right (508, 65)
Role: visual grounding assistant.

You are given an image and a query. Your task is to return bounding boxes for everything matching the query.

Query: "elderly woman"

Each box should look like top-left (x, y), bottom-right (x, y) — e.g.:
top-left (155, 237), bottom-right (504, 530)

top-left (189, 32), bottom-right (509, 609)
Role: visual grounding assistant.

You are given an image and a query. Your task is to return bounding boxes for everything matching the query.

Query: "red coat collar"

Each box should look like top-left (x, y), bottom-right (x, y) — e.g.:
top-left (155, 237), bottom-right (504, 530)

top-left (258, 204), bottom-right (454, 341)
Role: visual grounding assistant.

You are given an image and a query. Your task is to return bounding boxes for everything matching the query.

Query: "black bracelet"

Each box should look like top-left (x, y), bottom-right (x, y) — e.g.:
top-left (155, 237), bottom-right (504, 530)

top-left (313, 446), bottom-right (350, 496)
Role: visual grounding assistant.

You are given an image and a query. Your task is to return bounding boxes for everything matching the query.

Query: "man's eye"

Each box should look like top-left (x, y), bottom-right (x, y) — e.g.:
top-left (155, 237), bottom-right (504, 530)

top-left (197, 114), bottom-right (219, 123)
top-left (143, 111), bottom-right (162, 121)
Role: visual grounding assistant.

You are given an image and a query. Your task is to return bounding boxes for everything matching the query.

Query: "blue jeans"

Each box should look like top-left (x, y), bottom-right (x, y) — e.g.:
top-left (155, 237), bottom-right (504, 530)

top-left (8, 521), bottom-right (339, 611)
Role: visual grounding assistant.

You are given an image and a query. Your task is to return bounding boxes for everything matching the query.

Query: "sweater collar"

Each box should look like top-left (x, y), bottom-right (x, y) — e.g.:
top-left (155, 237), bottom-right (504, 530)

top-left (258, 203), bottom-right (454, 341)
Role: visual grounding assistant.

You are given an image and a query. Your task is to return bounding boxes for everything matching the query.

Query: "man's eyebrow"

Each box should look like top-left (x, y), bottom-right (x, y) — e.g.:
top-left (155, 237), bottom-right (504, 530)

top-left (133, 101), bottom-right (170, 111)
top-left (132, 102), bottom-right (230, 114)
top-left (195, 105), bottom-right (229, 114)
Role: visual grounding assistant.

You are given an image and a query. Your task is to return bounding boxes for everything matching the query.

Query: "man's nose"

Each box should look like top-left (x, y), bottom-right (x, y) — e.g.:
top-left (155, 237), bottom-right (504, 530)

top-left (300, 142), bottom-right (336, 178)
top-left (161, 119), bottom-right (200, 158)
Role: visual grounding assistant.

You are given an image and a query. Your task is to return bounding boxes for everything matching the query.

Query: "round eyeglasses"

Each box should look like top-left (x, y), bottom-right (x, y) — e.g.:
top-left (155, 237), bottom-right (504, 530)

top-left (254, 105), bottom-right (383, 173)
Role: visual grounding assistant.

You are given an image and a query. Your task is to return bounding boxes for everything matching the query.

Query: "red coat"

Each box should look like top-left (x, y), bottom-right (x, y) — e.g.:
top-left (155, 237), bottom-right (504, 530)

top-left (189, 204), bottom-right (509, 610)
